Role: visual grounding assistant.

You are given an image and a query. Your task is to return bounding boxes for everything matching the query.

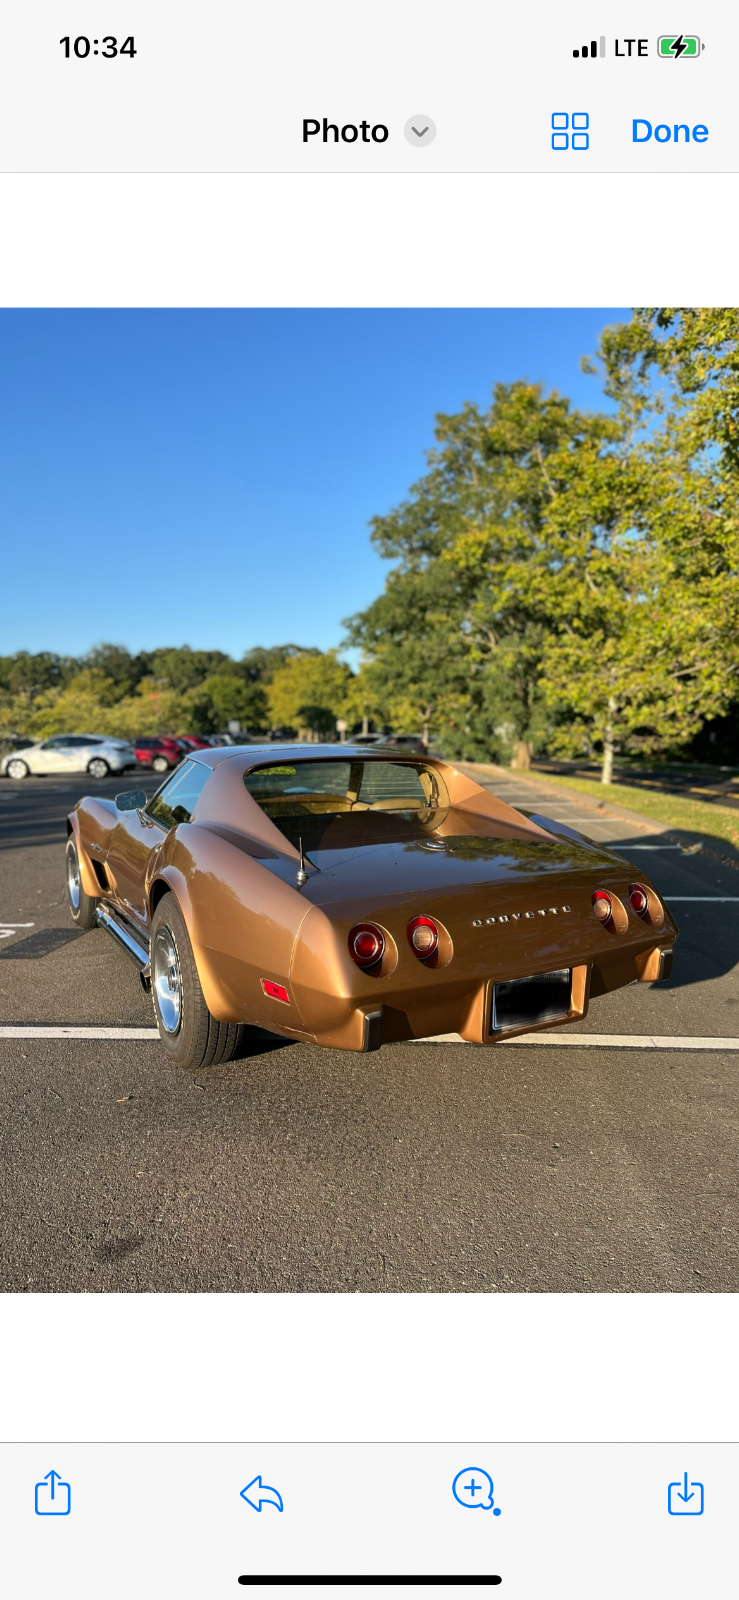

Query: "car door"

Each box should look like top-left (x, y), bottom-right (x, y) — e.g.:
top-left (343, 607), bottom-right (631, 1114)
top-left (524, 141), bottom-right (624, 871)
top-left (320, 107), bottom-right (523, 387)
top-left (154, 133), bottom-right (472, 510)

top-left (34, 736), bottom-right (72, 773)
top-left (105, 804), bottom-right (165, 927)
top-left (60, 735), bottom-right (91, 770)
top-left (105, 759), bottom-right (211, 929)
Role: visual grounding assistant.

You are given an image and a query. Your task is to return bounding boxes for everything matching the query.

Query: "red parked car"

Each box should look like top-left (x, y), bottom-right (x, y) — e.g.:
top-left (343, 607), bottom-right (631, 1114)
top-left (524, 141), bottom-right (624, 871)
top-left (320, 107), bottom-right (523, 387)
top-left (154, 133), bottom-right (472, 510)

top-left (133, 736), bottom-right (185, 773)
top-left (175, 735), bottom-right (213, 751)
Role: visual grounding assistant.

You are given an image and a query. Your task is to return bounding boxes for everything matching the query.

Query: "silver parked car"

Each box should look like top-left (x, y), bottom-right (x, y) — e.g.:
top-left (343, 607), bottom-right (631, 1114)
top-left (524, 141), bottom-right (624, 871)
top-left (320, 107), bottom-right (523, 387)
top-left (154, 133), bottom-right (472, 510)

top-left (1, 734), bottom-right (136, 780)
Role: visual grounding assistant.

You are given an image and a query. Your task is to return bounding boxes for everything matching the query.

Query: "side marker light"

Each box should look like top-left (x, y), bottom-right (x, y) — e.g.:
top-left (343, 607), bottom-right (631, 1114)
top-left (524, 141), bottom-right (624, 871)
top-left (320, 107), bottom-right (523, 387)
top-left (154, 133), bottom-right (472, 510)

top-left (262, 979), bottom-right (290, 1003)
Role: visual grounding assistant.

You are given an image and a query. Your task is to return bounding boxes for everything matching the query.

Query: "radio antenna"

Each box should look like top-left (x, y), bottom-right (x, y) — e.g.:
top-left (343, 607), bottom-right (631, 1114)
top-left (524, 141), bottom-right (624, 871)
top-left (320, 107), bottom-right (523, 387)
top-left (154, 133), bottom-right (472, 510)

top-left (296, 836), bottom-right (308, 888)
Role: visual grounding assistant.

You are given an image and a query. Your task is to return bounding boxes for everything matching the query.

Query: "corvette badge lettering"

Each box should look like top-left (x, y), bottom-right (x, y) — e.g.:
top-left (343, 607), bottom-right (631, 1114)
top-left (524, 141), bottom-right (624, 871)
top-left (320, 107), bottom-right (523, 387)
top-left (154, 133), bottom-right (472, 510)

top-left (471, 905), bottom-right (572, 927)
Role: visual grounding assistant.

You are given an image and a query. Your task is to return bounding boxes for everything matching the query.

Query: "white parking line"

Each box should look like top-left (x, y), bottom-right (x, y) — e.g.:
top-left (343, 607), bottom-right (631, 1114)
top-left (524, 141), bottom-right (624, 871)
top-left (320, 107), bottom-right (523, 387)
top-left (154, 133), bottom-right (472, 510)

top-left (420, 1033), bottom-right (739, 1051)
top-left (0, 1026), bottom-right (737, 1051)
top-left (0, 1026), bottom-right (158, 1039)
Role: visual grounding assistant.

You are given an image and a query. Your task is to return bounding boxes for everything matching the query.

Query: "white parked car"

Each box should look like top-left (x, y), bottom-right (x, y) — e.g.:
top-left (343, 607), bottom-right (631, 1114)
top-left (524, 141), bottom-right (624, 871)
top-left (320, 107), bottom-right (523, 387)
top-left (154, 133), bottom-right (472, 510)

top-left (1, 734), bottom-right (136, 780)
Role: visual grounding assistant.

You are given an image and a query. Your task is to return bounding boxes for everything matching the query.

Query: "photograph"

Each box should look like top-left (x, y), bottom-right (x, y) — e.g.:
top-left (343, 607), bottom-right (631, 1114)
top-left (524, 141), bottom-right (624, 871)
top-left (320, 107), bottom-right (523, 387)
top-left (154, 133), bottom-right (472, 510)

top-left (1, 305), bottom-right (737, 1295)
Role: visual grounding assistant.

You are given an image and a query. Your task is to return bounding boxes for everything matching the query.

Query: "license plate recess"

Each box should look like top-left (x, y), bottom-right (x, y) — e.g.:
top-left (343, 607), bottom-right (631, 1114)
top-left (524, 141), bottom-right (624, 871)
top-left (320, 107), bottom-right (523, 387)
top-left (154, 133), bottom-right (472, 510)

top-left (492, 968), bottom-right (572, 1033)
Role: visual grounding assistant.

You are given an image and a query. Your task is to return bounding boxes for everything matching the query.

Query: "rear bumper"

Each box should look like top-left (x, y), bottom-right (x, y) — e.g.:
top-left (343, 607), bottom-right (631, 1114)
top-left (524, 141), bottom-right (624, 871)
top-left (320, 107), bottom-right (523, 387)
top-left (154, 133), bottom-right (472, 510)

top-left (298, 940), bottom-right (676, 1051)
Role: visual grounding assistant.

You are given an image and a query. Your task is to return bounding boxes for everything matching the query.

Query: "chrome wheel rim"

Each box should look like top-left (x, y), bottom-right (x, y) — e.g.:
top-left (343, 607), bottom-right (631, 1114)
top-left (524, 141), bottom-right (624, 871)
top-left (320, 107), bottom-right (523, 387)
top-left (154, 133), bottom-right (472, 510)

top-left (153, 925), bottom-right (182, 1034)
top-left (7, 760), bottom-right (27, 779)
top-left (89, 760), bottom-right (107, 778)
top-left (67, 845), bottom-right (81, 911)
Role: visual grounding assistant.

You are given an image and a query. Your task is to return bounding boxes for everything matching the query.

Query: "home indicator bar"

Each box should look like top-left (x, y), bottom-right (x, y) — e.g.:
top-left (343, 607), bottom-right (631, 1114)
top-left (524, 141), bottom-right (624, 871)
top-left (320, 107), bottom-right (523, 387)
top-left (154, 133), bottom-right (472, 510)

top-left (236, 1581), bottom-right (503, 1590)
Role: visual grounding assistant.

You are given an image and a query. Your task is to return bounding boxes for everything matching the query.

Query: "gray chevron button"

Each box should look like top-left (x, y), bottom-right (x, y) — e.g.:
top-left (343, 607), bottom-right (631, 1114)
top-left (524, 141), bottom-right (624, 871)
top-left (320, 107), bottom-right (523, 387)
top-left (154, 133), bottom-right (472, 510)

top-left (404, 114), bottom-right (437, 147)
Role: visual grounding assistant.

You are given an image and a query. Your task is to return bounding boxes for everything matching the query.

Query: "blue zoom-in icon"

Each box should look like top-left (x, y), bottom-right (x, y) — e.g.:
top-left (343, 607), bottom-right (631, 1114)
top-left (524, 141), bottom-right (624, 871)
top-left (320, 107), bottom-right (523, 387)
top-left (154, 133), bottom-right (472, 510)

top-left (668, 1472), bottom-right (704, 1515)
top-left (452, 1467), bottom-right (501, 1513)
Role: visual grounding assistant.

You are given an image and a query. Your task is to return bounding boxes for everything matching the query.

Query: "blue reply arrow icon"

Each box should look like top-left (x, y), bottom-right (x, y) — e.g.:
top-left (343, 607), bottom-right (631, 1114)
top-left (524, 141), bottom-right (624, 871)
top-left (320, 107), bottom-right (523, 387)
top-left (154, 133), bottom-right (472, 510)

top-left (668, 1472), bottom-right (704, 1515)
top-left (240, 1475), bottom-right (284, 1512)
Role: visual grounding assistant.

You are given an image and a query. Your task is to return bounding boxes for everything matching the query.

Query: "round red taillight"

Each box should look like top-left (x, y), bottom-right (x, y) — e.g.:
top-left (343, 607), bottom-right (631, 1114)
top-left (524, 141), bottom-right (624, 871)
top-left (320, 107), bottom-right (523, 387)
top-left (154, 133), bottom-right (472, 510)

top-left (348, 923), bottom-right (385, 968)
top-left (407, 915), bottom-right (439, 960)
top-left (629, 883), bottom-right (649, 917)
top-left (592, 890), bottom-right (613, 924)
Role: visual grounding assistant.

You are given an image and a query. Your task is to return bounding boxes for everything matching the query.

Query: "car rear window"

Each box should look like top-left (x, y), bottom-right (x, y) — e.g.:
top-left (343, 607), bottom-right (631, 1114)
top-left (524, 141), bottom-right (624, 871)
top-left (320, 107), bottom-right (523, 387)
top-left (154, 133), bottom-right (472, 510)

top-left (244, 759), bottom-right (447, 848)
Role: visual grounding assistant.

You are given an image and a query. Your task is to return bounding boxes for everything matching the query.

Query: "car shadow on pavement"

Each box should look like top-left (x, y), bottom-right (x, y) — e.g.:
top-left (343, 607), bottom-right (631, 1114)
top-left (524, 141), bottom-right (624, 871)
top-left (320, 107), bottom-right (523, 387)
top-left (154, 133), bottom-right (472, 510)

top-left (0, 927), bottom-right (88, 959)
top-left (605, 829), bottom-right (739, 993)
top-left (234, 1026), bottom-right (295, 1061)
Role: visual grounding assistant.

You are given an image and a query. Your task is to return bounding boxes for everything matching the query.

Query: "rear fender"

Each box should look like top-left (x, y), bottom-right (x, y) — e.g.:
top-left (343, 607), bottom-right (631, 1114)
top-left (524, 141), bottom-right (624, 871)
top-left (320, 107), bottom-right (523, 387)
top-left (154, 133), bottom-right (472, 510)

top-left (149, 827), bottom-right (312, 1027)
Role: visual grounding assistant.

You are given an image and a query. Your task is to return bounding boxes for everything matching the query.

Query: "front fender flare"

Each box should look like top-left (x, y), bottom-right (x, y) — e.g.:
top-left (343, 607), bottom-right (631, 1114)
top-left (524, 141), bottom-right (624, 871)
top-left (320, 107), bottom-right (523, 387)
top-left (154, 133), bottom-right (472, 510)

top-left (67, 811), bottom-right (101, 900)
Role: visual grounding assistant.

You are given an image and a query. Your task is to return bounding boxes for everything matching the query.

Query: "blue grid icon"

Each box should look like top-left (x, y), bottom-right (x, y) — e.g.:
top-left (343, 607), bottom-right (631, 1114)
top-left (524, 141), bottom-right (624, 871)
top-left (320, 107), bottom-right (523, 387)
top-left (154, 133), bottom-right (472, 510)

top-left (552, 112), bottom-right (590, 151)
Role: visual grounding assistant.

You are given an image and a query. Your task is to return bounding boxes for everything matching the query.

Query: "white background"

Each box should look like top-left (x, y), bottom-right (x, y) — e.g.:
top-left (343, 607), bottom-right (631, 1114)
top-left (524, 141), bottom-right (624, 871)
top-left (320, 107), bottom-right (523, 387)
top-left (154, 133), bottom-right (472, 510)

top-left (2, 1292), bottom-right (738, 1442)
top-left (0, 173), bottom-right (737, 306)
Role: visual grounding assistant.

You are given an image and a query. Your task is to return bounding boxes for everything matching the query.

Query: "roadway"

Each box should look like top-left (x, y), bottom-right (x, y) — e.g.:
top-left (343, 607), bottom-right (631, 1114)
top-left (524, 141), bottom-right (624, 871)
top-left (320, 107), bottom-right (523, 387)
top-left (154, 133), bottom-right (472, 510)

top-left (0, 769), bottom-right (738, 1292)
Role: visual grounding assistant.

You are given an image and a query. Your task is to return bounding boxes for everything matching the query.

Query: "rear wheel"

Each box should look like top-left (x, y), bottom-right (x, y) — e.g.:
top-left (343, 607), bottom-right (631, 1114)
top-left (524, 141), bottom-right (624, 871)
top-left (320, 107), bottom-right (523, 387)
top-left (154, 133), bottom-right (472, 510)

top-left (88, 757), bottom-right (110, 778)
top-left (66, 836), bottom-right (98, 929)
top-left (150, 893), bottom-right (246, 1070)
top-left (6, 758), bottom-right (29, 779)
top-left (152, 755), bottom-right (169, 773)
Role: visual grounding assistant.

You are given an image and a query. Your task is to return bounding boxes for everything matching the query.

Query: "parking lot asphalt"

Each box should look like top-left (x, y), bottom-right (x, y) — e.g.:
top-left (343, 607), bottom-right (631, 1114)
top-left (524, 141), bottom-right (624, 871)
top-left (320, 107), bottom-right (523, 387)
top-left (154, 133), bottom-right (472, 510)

top-left (0, 769), bottom-right (738, 1293)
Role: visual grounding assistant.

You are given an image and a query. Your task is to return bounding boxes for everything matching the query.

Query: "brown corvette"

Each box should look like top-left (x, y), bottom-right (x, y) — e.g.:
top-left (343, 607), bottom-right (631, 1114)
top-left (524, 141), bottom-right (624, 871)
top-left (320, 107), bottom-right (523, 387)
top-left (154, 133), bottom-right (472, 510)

top-left (65, 745), bottom-right (677, 1071)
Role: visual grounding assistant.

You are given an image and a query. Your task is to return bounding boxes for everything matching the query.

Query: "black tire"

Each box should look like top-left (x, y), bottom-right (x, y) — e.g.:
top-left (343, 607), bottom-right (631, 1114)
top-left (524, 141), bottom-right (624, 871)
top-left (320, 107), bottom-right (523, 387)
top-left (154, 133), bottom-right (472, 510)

top-left (88, 757), bottom-right (110, 778)
top-left (150, 892), bottom-right (246, 1070)
top-left (6, 758), bottom-right (29, 779)
top-left (66, 836), bottom-right (98, 930)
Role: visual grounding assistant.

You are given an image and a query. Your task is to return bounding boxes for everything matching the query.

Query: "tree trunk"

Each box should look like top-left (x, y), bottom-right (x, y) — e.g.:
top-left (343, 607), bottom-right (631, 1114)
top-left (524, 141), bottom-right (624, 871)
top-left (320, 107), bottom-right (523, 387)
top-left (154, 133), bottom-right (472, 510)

top-left (362, 715), bottom-right (369, 736)
top-left (512, 739), bottom-right (532, 770)
top-left (601, 698), bottom-right (617, 784)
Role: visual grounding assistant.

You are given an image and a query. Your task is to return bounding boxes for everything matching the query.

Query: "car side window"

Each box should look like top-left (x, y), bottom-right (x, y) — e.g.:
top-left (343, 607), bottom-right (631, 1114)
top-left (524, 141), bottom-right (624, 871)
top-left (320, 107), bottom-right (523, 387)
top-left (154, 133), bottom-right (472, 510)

top-left (41, 736), bottom-right (70, 749)
top-left (146, 760), bottom-right (211, 831)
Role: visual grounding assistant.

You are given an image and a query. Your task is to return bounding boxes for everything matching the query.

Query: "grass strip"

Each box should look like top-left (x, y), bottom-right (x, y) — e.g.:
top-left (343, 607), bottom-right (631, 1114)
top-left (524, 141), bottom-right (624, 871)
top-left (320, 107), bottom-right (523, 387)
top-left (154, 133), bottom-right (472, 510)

top-left (528, 772), bottom-right (739, 850)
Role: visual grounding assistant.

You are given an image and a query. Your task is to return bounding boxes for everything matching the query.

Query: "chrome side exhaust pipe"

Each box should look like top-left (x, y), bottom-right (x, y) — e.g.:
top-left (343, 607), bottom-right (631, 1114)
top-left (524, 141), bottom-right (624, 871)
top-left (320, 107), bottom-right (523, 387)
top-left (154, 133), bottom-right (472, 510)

top-left (96, 903), bottom-right (151, 992)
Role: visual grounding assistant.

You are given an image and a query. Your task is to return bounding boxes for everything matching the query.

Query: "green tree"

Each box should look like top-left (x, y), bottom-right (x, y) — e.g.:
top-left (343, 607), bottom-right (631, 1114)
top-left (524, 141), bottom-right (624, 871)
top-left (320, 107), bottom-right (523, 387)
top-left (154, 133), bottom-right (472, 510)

top-left (347, 382), bottom-right (614, 761)
top-left (0, 650), bottom-right (78, 698)
top-left (183, 671), bottom-right (269, 734)
top-left (241, 644), bottom-right (313, 683)
top-left (267, 651), bottom-right (353, 740)
top-left (348, 372), bottom-right (739, 779)
top-left (147, 645), bottom-right (232, 693)
top-left (82, 643), bottom-right (149, 698)
top-left (598, 307), bottom-right (739, 470)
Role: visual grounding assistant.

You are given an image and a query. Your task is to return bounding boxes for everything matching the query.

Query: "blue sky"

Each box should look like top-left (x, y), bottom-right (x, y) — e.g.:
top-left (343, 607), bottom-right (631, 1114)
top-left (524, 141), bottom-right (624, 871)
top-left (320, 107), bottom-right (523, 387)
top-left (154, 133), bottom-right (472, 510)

top-left (0, 309), bottom-right (628, 661)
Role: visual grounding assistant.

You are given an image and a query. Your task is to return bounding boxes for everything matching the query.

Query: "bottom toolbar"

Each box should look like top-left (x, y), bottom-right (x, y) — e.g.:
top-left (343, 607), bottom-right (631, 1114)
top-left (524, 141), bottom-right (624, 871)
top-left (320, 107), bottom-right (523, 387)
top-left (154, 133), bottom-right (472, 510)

top-left (2, 1441), bottom-right (730, 1598)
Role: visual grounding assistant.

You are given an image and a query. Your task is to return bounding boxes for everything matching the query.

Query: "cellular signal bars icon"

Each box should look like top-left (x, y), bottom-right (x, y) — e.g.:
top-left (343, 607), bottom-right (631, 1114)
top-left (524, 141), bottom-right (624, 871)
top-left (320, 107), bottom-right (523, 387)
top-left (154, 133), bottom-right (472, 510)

top-left (573, 38), bottom-right (606, 58)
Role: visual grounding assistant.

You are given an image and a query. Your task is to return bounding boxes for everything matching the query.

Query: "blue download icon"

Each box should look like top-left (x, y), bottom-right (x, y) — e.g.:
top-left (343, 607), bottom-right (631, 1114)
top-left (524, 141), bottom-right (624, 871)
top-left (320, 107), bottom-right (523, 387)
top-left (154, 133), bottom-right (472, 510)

top-left (668, 1472), bottom-right (704, 1515)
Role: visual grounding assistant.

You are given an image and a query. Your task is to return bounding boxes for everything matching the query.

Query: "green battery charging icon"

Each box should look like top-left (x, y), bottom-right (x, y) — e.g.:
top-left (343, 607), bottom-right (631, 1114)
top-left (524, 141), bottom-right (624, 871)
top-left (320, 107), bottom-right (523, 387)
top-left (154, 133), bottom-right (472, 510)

top-left (658, 34), bottom-right (702, 58)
